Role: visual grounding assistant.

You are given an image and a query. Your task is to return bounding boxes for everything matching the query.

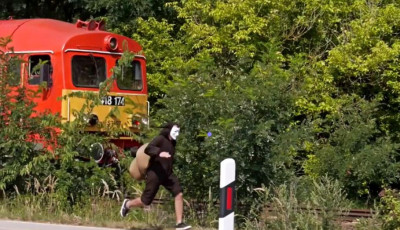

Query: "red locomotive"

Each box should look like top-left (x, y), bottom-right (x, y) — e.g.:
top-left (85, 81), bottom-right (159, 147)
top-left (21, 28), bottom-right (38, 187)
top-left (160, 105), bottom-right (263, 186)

top-left (0, 18), bottom-right (148, 163)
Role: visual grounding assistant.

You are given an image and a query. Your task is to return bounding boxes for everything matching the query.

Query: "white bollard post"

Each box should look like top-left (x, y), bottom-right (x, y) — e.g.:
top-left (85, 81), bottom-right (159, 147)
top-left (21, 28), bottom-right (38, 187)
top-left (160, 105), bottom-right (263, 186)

top-left (218, 158), bottom-right (236, 230)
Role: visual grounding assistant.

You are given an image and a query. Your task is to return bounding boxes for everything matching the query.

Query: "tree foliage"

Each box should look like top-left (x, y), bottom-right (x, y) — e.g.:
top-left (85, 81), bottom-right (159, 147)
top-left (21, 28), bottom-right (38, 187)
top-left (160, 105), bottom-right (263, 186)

top-left (156, 56), bottom-right (308, 203)
top-left (132, 0), bottom-right (400, 203)
top-left (1, 0), bottom-right (178, 37)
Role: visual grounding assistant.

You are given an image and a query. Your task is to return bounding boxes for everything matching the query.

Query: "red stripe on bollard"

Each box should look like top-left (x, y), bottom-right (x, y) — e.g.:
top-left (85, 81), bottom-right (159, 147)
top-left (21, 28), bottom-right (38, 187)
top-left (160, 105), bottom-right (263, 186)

top-left (226, 187), bottom-right (232, 210)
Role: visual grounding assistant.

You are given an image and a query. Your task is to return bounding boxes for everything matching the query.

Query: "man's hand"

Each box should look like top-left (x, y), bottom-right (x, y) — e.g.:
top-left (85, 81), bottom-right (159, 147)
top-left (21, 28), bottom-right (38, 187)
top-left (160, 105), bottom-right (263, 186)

top-left (159, 151), bottom-right (171, 158)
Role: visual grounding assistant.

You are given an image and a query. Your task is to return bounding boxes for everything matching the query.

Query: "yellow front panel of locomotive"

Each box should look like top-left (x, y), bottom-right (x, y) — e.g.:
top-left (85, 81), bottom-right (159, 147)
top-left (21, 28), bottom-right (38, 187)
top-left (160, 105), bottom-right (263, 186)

top-left (61, 89), bottom-right (147, 132)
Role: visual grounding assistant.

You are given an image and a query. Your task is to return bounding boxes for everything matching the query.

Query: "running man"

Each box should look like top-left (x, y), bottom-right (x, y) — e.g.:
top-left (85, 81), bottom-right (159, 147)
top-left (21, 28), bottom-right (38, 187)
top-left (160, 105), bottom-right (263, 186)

top-left (120, 122), bottom-right (191, 230)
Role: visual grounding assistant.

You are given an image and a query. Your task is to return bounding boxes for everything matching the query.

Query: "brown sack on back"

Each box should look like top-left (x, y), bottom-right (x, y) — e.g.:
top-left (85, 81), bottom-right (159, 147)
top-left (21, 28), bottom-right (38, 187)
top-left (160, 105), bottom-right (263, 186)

top-left (129, 143), bottom-right (150, 181)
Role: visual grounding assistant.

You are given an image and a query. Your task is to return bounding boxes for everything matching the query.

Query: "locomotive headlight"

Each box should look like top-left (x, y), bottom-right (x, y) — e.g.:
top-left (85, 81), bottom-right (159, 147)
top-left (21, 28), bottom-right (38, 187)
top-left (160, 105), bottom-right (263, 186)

top-left (131, 115), bottom-right (149, 128)
top-left (104, 36), bottom-right (118, 51)
top-left (141, 117), bottom-right (149, 125)
top-left (87, 114), bottom-right (99, 126)
top-left (133, 120), bottom-right (140, 126)
top-left (109, 38), bottom-right (117, 49)
top-left (131, 114), bottom-right (141, 127)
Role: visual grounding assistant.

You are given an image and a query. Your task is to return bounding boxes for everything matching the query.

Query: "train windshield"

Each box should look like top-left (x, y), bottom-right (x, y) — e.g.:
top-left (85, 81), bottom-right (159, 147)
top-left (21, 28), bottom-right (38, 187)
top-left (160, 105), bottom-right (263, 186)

top-left (72, 55), bottom-right (106, 88)
top-left (116, 60), bottom-right (142, 91)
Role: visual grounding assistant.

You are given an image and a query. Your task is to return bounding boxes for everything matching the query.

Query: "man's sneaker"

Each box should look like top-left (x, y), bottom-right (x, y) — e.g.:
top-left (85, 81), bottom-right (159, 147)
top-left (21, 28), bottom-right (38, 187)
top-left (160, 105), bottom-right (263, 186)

top-left (120, 199), bottom-right (129, 217)
top-left (175, 222), bottom-right (191, 230)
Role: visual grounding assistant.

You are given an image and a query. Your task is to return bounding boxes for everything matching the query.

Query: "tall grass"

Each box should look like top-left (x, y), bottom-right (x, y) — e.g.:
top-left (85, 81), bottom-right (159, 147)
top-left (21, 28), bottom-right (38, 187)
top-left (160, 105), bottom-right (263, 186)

top-left (4, 175), bottom-right (396, 229)
top-left (0, 175), bottom-right (216, 229)
top-left (241, 176), bottom-right (352, 230)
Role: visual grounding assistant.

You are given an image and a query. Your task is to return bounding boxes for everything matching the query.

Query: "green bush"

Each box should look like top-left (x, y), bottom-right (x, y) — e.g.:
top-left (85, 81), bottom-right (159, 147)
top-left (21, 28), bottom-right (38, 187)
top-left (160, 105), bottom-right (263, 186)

top-left (154, 53), bottom-right (311, 213)
top-left (0, 38), bottom-right (55, 195)
top-left (379, 188), bottom-right (400, 230)
top-left (304, 97), bottom-right (400, 199)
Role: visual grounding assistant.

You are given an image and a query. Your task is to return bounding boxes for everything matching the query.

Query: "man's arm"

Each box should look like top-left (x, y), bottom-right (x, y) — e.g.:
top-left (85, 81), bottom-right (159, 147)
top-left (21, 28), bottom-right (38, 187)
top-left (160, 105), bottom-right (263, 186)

top-left (144, 136), bottom-right (163, 157)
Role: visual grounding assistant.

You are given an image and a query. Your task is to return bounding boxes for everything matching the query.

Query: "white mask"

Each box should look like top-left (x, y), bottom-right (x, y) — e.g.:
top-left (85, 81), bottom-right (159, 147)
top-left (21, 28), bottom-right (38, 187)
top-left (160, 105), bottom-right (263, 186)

top-left (170, 125), bottom-right (180, 140)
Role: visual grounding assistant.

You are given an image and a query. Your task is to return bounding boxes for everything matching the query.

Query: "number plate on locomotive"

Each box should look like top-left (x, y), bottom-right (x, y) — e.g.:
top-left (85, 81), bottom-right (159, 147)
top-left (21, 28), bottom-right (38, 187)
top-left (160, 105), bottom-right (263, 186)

top-left (101, 96), bottom-right (125, 106)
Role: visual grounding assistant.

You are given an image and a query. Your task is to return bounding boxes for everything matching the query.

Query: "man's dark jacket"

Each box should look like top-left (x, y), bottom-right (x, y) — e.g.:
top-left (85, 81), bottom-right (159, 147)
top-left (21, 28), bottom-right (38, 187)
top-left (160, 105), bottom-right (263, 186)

top-left (144, 123), bottom-right (177, 176)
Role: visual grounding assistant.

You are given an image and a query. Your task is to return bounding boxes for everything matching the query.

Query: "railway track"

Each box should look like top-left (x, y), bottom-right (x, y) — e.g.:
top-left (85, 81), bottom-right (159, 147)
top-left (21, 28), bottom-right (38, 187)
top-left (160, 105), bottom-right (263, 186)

top-left (145, 198), bottom-right (376, 223)
top-left (265, 206), bottom-right (376, 222)
top-left (339, 209), bottom-right (376, 222)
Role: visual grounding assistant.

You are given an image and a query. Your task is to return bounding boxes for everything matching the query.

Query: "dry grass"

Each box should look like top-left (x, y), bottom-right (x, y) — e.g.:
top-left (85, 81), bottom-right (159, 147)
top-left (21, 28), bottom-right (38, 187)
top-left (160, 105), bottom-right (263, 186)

top-left (0, 192), bottom-right (216, 229)
top-left (0, 176), bottom-right (218, 229)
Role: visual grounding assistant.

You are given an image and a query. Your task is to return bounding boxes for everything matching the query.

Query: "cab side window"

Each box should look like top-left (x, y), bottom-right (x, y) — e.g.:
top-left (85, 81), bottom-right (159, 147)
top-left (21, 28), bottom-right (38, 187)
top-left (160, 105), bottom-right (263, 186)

top-left (29, 55), bottom-right (51, 85)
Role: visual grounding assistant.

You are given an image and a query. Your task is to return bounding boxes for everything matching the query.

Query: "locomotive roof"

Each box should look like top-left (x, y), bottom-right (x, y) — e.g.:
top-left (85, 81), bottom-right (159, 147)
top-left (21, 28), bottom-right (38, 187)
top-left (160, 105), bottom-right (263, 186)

top-left (0, 18), bottom-right (142, 53)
